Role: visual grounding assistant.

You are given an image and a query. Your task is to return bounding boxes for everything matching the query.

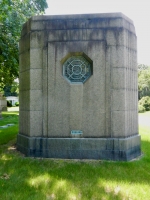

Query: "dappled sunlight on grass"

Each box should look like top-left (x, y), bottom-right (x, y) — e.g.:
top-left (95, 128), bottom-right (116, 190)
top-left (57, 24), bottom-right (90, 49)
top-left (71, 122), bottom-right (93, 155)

top-left (27, 174), bottom-right (81, 199)
top-left (0, 111), bottom-right (150, 199)
top-left (28, 174), bottom-right (51, 188)
top-left (0, 148), bottom-right (150, 200)
top-left (98, 178), bottom-right (150, 200)
top-left (55, 179), bottom-right (67, 189)
top-left (0, 154), bottom-right (13, 161)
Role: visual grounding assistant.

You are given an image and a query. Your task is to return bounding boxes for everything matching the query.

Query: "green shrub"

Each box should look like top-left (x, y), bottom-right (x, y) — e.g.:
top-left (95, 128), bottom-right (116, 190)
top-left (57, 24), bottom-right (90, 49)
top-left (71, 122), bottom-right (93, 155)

top-left (7, 100), bottom-right (12, 107)
top-left (138, 104), bottom-right (146, 113)
top-left (15, 102), bottom-right (19, 106)
top-left (138, 96), bottom-right (150, 111)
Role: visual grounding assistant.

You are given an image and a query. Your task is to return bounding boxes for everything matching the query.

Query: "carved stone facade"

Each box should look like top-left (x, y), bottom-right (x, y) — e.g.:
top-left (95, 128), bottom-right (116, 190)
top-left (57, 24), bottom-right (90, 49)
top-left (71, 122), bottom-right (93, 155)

top-left (17, 13), bottom-right (141, 161)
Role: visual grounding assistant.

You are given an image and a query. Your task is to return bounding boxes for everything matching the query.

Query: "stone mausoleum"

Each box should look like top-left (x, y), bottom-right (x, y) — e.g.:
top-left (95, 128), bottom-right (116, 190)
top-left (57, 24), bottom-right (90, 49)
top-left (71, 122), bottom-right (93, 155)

top-left (17, 13), bottom-right (141, 161)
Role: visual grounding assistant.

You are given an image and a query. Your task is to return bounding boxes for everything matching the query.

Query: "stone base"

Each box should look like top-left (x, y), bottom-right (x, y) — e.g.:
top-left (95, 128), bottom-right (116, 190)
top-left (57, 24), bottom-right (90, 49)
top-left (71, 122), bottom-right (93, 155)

top-left (17, 134), bottom-right (141, 161)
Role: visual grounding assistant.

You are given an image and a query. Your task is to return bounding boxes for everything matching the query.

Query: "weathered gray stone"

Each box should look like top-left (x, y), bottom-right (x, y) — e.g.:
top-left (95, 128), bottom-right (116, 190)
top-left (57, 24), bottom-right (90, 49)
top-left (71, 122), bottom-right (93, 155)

top-left (17, 13), bottom-right (141, 161)
top-left (30, 48), bottom-right (43, 69)
top-left (30, 111), bottom-right (43, 137)
top-left (19, 34), bottom-right (30, 54)
top-left (19, 90), bottom-right (30, 110)
top-left (19, 111), bottom-right (30, 136)
top-left (112, 90), bottom-right (126, 111)
top-left (19, 50), bottom-right (30, 72)
top-left (19, 70), bottom-right (30, 91)
top-left (30, 69), bottom-right (42, 90)
top-left (30, 90), bottom-right (42, 111)
top-left (17, 135), bottom-right (141, 160)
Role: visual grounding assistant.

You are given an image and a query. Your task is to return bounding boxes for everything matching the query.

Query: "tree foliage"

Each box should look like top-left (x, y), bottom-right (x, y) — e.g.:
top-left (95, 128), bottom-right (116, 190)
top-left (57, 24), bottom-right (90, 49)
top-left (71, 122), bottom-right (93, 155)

top-left (0, 0), bottom-right (48, 89)
top-left (3, 80), bottom-right (19, 96)
top-left (139, 96), bottom-right (150, 112)
top-left (138, 65), bottom-right (150, 100)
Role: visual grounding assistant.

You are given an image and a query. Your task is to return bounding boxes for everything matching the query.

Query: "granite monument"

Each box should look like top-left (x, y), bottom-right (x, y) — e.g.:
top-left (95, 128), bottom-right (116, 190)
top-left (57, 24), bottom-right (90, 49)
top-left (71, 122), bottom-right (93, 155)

top-left (17, 13), bottom-right (141, 160)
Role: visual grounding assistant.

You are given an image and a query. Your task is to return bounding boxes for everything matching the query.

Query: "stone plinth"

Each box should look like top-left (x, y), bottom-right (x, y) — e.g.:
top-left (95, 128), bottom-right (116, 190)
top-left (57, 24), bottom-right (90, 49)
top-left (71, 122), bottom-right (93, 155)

top-left (17, 13), bottom-right (141, 161)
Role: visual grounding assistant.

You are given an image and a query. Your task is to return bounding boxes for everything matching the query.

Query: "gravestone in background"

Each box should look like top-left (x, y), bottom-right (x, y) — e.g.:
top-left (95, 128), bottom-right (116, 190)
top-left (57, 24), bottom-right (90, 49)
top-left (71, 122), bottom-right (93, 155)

top-left (17, 13), bottom-right (141, 161)
top-left (0, 93), bottom-right (7, 118)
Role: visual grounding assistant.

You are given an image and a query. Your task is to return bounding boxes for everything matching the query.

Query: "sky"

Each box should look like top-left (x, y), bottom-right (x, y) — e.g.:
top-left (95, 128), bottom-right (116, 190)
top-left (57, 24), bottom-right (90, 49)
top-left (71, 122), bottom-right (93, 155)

top-left (45, 0), bottom-right (150, 65)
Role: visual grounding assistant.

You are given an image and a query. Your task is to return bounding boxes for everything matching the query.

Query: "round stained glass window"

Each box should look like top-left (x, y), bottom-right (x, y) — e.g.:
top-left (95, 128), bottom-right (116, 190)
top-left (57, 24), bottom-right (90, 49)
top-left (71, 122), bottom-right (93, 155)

top-left (63, 55), bottom-right (92, 83)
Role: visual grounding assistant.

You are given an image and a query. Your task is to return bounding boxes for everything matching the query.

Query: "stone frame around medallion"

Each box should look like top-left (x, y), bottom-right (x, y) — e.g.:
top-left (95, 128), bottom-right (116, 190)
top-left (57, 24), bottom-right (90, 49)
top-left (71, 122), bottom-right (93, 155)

top-left (61, 52), bottom-right (93, 84)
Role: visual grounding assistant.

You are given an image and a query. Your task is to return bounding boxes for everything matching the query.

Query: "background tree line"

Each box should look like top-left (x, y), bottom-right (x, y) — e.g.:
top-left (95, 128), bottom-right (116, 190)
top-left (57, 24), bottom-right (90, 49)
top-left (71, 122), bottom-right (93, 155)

top-left (0, 0), bottom-right (48, 93)
top-left (138, 64), bottom-right (150, 112)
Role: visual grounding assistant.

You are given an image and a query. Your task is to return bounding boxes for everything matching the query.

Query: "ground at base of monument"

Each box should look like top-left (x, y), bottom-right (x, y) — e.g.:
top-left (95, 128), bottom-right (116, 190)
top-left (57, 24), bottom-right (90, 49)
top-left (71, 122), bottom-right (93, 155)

top-left (17, 134), bottom-right (141, 161)
top-left (0, 134), bottom-right (150, 200)
top-left (0, 111), bottom-right (150, 199)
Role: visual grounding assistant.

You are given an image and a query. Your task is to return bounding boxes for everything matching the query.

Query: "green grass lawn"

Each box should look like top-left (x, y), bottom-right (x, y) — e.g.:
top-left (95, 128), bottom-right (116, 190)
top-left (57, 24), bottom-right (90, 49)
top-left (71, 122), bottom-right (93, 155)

top-left (0, 111), bottom-right (150, 200)
top-left (0, 111), bottom-right (19, 145)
